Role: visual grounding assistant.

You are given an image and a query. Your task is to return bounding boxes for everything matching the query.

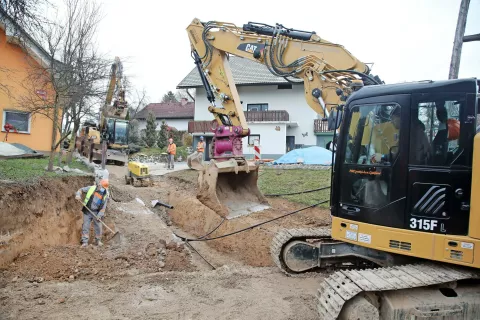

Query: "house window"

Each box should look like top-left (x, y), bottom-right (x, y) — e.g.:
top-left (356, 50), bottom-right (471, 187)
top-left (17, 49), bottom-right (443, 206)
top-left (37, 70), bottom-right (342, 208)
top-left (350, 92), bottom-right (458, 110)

top-left (2, 110), bottom-right (31, 133)
top-left (248, 135), bottom-right (260, 146)
top-left (247, 104), bottom-right (268, 111)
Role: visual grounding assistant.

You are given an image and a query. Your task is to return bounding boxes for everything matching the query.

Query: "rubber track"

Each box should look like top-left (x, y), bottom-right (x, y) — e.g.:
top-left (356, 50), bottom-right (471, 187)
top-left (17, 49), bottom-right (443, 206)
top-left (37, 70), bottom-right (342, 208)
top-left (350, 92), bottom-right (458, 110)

top-left (270, 227), bottom-right (332, 274)
top-left (316, 262), bottom-right (480, 319)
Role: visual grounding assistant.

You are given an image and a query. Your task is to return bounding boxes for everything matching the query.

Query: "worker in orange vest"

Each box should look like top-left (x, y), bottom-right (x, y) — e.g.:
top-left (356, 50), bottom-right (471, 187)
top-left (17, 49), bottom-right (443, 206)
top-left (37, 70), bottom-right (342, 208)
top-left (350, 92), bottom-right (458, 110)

top-left (167, 137), bottom-right (176, 170)
top-left (196, 136), bottom-right (205, 160)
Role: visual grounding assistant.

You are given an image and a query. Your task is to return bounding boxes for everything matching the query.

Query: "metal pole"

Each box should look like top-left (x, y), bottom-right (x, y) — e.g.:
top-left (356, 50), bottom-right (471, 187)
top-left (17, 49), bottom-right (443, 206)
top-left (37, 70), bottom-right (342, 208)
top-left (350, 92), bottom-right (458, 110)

top-left (101, 140), bottom-right (107, 169)
top-left (463, 33), bottom-right (480, 42)
top-left (448, 0), bottom-right (470, 79)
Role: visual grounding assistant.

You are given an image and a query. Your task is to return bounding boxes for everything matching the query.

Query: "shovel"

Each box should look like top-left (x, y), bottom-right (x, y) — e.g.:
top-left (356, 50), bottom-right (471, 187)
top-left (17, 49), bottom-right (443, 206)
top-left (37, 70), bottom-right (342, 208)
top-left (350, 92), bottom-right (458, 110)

top-left (77, 199), bottom-right (122, 245)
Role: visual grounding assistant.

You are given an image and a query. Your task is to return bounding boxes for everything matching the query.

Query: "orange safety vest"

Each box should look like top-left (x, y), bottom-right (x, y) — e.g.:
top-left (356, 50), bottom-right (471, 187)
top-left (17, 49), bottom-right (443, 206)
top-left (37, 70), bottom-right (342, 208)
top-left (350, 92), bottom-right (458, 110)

top-left (197, 141), bottom-right (205, 153)
top-left (167, 143), bottom-right (176, 155)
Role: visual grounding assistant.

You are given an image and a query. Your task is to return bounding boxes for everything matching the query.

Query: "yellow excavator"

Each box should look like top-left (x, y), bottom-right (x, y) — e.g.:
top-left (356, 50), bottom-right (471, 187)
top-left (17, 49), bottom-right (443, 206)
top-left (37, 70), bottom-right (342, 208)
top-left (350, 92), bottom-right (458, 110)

top-left (186, 18), bottom-right (480, 319)
top-left (79, 56), bottom-right (129, 165)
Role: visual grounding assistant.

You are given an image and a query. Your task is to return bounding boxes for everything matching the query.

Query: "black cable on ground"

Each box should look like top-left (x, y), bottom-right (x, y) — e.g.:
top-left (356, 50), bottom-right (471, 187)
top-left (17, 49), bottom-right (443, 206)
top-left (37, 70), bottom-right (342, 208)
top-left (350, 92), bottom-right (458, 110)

top-left (174, 199), bottom-right (328, 243)
top-left (264, 186), bottom-right (330, 197)
top-left (184, 241), bottom-right (216, 270)
top-left (196, 218), bottom-right (226, 240)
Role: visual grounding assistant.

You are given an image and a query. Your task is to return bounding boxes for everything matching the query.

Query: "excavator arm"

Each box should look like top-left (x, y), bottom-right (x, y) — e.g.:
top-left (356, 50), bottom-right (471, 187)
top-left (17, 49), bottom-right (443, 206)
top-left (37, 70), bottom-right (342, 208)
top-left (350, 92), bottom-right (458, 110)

top-left (186, 18), bottom-right (380, 218)
top-left (187, 18), bottom-right (380, 135)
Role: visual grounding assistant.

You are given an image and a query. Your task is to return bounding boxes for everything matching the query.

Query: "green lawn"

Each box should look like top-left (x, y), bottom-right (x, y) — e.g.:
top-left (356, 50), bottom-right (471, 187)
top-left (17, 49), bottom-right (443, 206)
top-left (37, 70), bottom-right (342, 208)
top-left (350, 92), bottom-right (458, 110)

top-left (132, 146), bottom-right (190, 161)
top-left (258, 168), bottom-right (331, 207)
top-left (0, 156), bottom-right (91, 181)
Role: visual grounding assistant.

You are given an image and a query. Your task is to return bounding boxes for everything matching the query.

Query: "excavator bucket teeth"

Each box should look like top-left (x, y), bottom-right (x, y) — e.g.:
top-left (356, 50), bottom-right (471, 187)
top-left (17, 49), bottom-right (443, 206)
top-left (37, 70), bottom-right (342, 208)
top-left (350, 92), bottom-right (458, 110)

top-left (187, 152), bottom-right (204, 171)
top-left (197, 160), bottom-right (269, 219)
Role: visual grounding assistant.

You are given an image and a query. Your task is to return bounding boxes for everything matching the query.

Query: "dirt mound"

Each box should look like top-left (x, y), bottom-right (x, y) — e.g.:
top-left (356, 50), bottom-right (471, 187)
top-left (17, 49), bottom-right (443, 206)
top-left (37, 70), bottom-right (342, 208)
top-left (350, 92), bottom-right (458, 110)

top-left (167, 189), bottom-right (331, 267)
top-left (0, 176), bottom-right (93, 267)
top-left (5, 241), bottom-right (193, 281)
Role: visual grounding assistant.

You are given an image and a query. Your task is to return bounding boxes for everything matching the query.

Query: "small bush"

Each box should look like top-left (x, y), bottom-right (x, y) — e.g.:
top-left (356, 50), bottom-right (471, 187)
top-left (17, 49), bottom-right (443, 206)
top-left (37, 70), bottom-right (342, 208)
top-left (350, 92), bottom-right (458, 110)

top-left (182, 133), bottom-right (193, 147)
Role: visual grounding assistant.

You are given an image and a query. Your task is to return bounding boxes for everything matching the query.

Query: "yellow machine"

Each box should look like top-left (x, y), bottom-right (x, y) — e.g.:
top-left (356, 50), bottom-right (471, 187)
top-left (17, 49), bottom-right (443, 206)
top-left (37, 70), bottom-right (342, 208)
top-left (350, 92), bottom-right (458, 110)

top-left (125, 161), bottom-right (152, 187)
top-left (186, 19), bottom-right (480, 319)
top-left (79, 57), bottom-right (129, 165)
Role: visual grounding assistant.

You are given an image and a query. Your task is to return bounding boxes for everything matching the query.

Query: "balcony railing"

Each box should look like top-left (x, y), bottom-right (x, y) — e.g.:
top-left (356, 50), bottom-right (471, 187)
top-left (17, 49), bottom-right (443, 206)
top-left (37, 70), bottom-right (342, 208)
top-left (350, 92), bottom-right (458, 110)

top-left (188, 120), bottom-right (216, 133)
top-left (188, 110), bottom-right (291, 133)
top-left (314, 119), bottom-right (332, 133)
top-left (244, 110), bottom-right (289, 122)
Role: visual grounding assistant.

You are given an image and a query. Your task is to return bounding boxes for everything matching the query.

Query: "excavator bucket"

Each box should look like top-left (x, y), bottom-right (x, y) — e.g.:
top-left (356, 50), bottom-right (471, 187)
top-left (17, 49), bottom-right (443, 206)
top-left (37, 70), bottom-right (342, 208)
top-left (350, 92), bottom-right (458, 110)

top-left (187, 152), bottom-right (205, 171)
top-left (196, 159), bottom-right (270, 219)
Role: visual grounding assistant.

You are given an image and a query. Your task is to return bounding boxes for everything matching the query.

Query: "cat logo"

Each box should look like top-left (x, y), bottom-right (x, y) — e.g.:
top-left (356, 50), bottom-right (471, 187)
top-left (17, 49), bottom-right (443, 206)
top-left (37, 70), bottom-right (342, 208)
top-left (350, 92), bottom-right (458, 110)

top-left (245, 44), bottom-right (257, 53)
top-left (237, 43), bottom-right (265, 54)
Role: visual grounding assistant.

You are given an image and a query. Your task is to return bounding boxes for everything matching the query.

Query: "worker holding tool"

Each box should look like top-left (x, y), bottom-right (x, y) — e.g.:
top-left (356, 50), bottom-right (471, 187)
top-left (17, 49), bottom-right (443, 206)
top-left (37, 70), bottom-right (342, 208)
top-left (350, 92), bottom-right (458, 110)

top-left (75, 179), bottom-right (110, 247)
top-left (196, 136), bottom-right (205, 160)
top-left (166, 137), bottom-right (176, 170)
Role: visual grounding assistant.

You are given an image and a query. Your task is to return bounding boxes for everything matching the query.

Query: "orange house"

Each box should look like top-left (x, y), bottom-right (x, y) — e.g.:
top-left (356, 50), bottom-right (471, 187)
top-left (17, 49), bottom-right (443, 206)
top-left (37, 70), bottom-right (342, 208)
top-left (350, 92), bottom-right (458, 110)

top-left (0, 10), bottom-right (58, 152)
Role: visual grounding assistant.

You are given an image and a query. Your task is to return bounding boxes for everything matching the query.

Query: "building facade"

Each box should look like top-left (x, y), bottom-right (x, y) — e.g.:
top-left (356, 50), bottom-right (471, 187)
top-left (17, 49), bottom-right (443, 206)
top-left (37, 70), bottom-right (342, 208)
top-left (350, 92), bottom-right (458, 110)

top-left (0, 9), bottom-right (57, 152)
top-left (177, 56), bottom-right (333, 160)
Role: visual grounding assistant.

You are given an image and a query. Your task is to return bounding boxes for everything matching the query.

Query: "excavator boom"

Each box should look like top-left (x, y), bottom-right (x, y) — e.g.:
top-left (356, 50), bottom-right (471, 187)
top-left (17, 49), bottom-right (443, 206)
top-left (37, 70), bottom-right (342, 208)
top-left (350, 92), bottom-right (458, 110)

top-left (186, 18), bottom-right (376, 218)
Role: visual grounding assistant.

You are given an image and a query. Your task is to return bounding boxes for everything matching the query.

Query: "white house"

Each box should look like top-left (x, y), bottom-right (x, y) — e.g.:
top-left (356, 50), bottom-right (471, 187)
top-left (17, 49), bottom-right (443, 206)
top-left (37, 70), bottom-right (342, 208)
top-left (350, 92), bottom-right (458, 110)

top-left (134, 98), bottom-right (194, 132)
top-left (177, 55), bottom-right (333, 160)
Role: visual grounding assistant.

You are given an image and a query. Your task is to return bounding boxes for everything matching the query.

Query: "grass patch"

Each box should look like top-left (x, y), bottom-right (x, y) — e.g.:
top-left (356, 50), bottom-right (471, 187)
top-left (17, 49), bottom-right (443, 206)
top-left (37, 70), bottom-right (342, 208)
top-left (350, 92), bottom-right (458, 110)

top-left (136, 147), bottom-right (164, 156)
top-left (133, 146), bottom-right (190, 161)
top-left (0, 156), bottom-right (91, 181)
top-left (258, 168), bottom-right (331, 207)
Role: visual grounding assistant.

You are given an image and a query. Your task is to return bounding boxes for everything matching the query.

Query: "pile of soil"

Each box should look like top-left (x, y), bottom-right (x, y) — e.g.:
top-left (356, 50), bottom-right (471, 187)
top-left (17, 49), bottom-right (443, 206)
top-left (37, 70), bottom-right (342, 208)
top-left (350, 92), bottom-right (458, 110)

top-left (5, 240), bottom-right (192, 282)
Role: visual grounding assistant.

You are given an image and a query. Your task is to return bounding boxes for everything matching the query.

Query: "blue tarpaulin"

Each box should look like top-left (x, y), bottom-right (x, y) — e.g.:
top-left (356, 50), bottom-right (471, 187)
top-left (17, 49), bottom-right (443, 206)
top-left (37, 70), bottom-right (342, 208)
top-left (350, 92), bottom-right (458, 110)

top-left (273, 146), bottom-right (334, 165)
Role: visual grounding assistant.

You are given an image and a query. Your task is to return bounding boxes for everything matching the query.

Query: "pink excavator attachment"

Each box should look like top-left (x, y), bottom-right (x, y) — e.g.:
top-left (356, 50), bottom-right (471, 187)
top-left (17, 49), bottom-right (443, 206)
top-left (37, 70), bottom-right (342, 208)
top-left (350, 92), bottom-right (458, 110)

top-left (192, 125), bottom-right (270, 219)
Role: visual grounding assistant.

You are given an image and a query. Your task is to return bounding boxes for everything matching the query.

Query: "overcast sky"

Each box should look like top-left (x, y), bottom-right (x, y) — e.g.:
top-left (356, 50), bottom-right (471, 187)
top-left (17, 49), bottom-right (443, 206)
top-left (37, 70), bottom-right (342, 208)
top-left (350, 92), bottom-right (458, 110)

top-left (64, 0), bottom-right (480, 102)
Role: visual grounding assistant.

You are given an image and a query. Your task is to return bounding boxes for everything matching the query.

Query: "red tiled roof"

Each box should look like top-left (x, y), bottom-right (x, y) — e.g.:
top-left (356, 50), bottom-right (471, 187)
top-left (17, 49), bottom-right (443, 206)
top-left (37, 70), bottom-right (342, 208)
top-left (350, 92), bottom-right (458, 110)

top-left (134, 101), bottom-right (194, 119)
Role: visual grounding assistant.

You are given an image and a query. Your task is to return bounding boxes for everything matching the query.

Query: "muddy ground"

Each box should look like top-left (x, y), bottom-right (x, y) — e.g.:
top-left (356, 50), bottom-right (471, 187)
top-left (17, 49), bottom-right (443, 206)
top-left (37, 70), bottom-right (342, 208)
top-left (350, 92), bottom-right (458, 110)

top-left (0, 165), bottom-right (331, 320)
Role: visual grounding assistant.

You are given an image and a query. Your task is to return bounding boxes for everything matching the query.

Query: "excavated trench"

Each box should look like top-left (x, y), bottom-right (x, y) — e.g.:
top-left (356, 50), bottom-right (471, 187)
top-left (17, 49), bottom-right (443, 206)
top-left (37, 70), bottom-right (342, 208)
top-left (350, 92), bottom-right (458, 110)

top-left (0, 176), bottom-right (94, 267)
top-left (165, 176), bottom-right (331, 267)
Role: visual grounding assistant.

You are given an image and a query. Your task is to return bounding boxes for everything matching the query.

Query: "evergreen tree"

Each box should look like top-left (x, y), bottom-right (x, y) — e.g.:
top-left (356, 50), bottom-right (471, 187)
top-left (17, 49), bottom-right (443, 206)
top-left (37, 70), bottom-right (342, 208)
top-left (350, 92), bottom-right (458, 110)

top-left (157, 120), bottom-right (169, 149)
top-left (143, 112), bottom-right (157, 147)
top-left (128, 119), bottom-right (140, 144)
top-left (161, 91), bottom-right (177, 103)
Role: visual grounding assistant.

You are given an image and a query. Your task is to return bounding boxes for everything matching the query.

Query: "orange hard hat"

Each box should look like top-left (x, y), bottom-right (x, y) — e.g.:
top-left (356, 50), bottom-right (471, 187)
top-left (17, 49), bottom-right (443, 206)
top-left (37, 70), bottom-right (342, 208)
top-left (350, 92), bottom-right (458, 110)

top-left (99, 179), bottom-right (109, 189)
top-left (447, 119), bottom-right (460, 141)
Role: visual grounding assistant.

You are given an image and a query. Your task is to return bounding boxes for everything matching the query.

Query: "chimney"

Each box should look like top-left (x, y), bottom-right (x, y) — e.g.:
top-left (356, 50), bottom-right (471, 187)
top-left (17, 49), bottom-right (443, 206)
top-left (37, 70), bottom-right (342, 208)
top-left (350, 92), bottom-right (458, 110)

top-left (181, 97), bottom-right (188, 106)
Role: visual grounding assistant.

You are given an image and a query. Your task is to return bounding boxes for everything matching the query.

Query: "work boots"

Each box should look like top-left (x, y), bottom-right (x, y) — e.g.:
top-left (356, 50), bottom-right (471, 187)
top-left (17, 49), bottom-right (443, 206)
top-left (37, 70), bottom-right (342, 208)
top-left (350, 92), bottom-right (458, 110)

top-left (95, 238), bottom-right (103, 247)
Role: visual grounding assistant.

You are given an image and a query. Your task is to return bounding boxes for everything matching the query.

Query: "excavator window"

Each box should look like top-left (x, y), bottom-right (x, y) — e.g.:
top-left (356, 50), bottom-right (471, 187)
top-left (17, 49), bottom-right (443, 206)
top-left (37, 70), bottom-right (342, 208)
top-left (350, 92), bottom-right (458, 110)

top-left (344, 103), bottom-right (401, 166)
top-left (410, 93), bottom-right (464, 167)
top-left (341, 103), bottom-right (401, 209)
top-left (114, 120), bottom-right (128, 145)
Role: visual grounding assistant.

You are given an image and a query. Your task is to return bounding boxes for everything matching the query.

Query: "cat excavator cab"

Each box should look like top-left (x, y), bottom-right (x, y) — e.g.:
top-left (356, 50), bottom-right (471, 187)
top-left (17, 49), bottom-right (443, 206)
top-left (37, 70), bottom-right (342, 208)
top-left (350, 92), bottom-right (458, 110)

top-left (186, 18), bottom-right (480, 319)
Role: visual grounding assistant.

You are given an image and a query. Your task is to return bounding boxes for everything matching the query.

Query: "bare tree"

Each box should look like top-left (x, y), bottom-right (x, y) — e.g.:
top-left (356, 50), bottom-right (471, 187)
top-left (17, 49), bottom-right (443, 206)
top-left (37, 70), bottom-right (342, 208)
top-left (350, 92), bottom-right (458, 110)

top-left (15, 0), bottom-right (109, 170)
top-left (0, 0), bottom-right (52, 33)
top-left (126, 85), bottom-right (148, 145)
top-left (175, 88), bottom-right (195, 102)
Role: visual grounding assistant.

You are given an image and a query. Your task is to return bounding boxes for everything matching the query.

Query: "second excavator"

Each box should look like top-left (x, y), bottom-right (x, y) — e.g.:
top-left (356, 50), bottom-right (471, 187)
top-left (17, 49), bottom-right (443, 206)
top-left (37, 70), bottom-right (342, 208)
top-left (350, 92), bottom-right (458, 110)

top-left (186, 18), bottom-right (480, 319)
top-left (79, 56), bottom-right (129, 165)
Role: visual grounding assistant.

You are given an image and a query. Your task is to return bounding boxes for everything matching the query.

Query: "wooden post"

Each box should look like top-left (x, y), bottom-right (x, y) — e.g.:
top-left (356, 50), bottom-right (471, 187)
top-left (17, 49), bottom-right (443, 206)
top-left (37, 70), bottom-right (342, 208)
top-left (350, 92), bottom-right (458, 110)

top-left (101, 140), bottom-right (107, 169)
top-left (89, 138), bottom-right (94, 163)
top-left (80, 135), bottom-right (85, 155)
top-left (448, 0), bottom-right (470, 79)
